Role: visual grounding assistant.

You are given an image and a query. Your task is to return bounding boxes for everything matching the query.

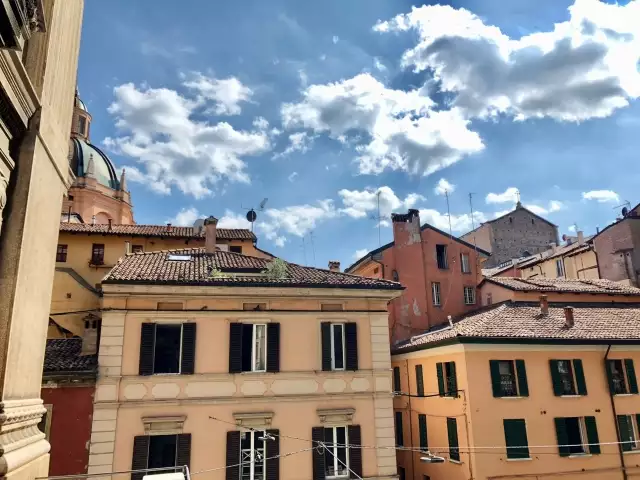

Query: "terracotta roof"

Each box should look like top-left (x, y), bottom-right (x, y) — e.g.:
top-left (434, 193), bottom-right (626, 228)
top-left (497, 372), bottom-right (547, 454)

top-left (517, 240), bottom-right (593, 269)
top-left (43, 338), bottom-right (98, 375)
top-left (103, 248), bottom-right (404, 290)
top-left (59, 222), bottom-right (256, 241)
top-left (480, 276), bottom-right (640, 295)
top-left (393, 301), bottom-right (640, 352)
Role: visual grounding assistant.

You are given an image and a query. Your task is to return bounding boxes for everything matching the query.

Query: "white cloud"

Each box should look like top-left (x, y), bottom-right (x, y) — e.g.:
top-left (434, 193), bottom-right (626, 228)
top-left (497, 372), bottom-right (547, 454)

top-left (218, 210), bottom-right (252, 229)
top-left (568, 224), bottom-right (577, 232)
top-left (104, 80), bottom-right (271, 198)
top-left (549, 200), bottom-right (564, 212)
top-left (256, 200), bottom-right (338, 246)
top-left (338, 186), bottom-right (425, 226)
top-left (486, 187), bottom-right (519, 204)
top-left (376, 0), bottom-right (640, 122)
top-left (183, 73), bottom-right (253, 116)
top-left (434, 178), bottom-right (455, 196)
top-left (353, 248), bottom-right (369, 260)
top-left (373, 57), bottom-right (387, 72)
top-left (253, 117), bottom-right (269, 130)
top-left (419, 209), bottom-right (487, 233)
top-left (332, 35), bottom-right (340, 44)
top-left (524, 204), bottom-right (549, 216)
top-left (167, 207), bottom-right (200, 227)
top-left (288, 172), bottom-right (298, 182)
top-left (582, 189), bottom-right (620, 203)
top-left (273, 132), bottom-right (314, 159)
top-left (282, 73), bottom-right (483, 176)
top-left (493, 209), bottom-right (512, 219)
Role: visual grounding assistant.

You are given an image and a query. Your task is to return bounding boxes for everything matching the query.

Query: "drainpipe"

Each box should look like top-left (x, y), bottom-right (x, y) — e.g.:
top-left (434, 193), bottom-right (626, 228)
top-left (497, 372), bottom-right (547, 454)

top-left (405, 360), bottom-right (416, 479)
top-left (605, 344), bottom-right (627, 480)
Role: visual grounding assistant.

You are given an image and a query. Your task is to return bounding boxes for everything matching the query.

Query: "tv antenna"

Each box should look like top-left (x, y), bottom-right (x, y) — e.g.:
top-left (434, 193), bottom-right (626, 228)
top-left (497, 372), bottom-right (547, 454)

top-left (242, 198), bottom-right (268, 232)
top-left (308, 231), bottom-right (317, 266)
top-left (613, 200), bottom-right (631, 218)
top-left (369, 190), bottom-right (386, 246)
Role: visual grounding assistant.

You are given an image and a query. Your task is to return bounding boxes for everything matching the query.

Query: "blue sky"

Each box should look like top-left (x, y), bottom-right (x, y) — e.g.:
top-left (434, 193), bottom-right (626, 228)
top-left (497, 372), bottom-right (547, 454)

top-left (77, 0), bottom-right (640, 268)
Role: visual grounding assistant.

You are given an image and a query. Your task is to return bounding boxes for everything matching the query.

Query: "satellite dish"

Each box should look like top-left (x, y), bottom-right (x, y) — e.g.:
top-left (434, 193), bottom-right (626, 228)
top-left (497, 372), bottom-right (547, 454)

top-left (562, 234), bottom-right (567, 241)
top-left (246, 209), bottom-right (257, 223)
top-left (622, 207), bottom-right (629, 217)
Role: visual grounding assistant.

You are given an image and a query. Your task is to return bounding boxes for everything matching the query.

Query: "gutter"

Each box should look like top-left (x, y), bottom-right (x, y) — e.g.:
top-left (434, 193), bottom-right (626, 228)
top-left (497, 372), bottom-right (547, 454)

top-left (605, 344), bottom-right (627, 480)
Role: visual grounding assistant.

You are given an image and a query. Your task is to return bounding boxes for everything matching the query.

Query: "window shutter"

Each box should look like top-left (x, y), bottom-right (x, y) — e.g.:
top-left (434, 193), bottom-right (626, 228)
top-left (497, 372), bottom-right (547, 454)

top-left (228, 323), bottom-right (243, 374)
top-left (503, 419), bottom-right (529, 459)
top-left (131, 435), bottom-right (149, 480)
top-left (393, 366), bottom-right (401, 392)
top-left (415, 364), bottom-right (424, 397)
top-left (267, 323), bottom-right (280, 373)
top-left (447, 418), bottom-right (460, 461)
top-left (448, 362), bottom-right (458, 396)
top-left (139, 324), bottom-right (155, 376)
top-left (549, 360), bottom-right (563, 396)
top-left (605, 360), bottom-right (616, 394)
top-left (321, 323), bottom-right (332, 371)
top-left (554, 418), bottom-right (570, 457)
top-left (176, 433), bottom-right (191, 468)
top-left (266, 429), bottom-right (280, 480)
top-left (436, 363), bottom-right (445, 396)
top-left (348, 425), bottom-right (362, 479)
top-left (625, 359), bottom-right (638, 394)
top-left (490, 360), bottom-right (502, 397)
top-left (312, 427), bottom-right (326, 480)
top-left (418, 414), bottom-right (428, 451)
top-left (584, 416), bottom-right (600, 454)
top-left (515, 360), bottom-right (529, 397)
top-left (181, 323), bottom-right (196, 375)
top-left (573, 359), bottom-right (587, 396)
top-left (345, 323), bottom-right (358, 371)
top-left (225, 431), bottom-right (241, 480)
top-left (395, 411), bottom-right (404, 446)
top-left (617, 415), bottom-right (632, 452)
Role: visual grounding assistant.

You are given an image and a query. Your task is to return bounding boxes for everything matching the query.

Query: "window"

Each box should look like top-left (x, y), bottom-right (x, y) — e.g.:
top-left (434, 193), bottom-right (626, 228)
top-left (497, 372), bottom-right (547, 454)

top-left (91, 243), bottom-right (104, 265)
top-left (556, 259), bottom-right (565, 277)
top-left (490, 360), bottom-right (529, 397)
top-left (617, 415), bottom-right (640, 452)
top-left (432, 282), bottom-right (441, 306)
top-left (398, 467), bottom-right (405, 480)
top-left (56, 244), bottom-right (67, 262)
top-left (149, 435), bottom-right (178, 470)
top-left (393, 366), bottom-right (401, 393)
top-left (330, 323), bottom-right (345, 370)
top-left (324, 426), bottom-right (349, 478)
top-left (241, 430), bottom-right (266, 480)
top-left (447, 418), bottom-right (460, 461)
top-left (230, 245), bottom-right (242, 254)
top-left (154, 325), bottom-right (183, 374)
top-left (321, 322), bottom-right (358, 372)
top-left (132, 244), bottom-right (144, 253)
top-left (131, 433), bottom-right (191, 480)
top-left (240, 324), bottom-right (267, 372)
top-left (606, 359), bottom-right (639, 395)
top-left (415, 364), bottom-right (424, 397)
top-left (138, 323), bottom-right (196, 376)
top-left (461, 253), bottom-right (471, 273)
top-left (503, 419), bottom-right (530, 459)
top-left (419, 414), bottom-right (428, 452)
top-left (395, 411), bottom-right (404, 446)
top-left (550, 359), bottom-right (587, 396)
top-left (392, 270), bottom-right (399, 282)
top-left (436, 245), bottom-right (448, 269)
top-left (463, 287), bottom-right (476, 305)
top-left (437, 362), bottom-right (458, 397)
top-left (554, 416), bottom-right (600, 456)
top-left (78, 116), bottom-right (87, 136)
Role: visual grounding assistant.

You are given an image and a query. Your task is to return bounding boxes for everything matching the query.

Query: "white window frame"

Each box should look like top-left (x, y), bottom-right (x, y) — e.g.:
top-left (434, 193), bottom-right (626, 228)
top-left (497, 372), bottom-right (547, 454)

top-left (240, 429), bottom-right (267, 480)
top-left (461, 253), bottom-right (471, 273)
top-left (464, 287), bottom-right (476, 305)
top-left (432, 282), bottom-right (441, 306)
top-left (153, 324), bottom-right (183, 375)
top-left (556, 259), bottom-right (565, 278)
top-left (621, 415), bottom-right (640, 451)
top-left (251, 324), bottom-right (267, 373)
top-left (330, 323), bottom-right (346, 371)
top-left (325, 426), bottom-right (350, 479)
top-left (497, 360), bottom-right (519, 397)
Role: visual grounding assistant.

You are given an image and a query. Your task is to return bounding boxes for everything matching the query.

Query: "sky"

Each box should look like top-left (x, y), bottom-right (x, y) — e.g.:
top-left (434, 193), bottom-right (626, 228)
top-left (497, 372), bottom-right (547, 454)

top-left (77, 0), bottom-right (640, 269)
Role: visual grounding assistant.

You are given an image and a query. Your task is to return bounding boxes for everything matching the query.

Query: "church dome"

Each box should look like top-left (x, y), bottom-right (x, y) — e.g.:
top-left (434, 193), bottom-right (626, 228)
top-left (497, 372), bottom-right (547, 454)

top-left (70, 137), bottom-right (120, 189)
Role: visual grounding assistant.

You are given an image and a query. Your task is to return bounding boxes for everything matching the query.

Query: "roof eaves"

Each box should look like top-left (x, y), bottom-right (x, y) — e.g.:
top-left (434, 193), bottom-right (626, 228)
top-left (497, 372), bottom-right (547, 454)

top-left (420, 223), bottom-right (491, 256)
top-left (344, 240), bottom-right (394, 273)
top-left (101, 278), bottom-right (404, 290)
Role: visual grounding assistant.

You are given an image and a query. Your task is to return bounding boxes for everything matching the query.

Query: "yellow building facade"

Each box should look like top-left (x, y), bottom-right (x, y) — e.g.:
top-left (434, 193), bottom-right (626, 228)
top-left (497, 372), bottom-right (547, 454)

top-left (519, 234), bottom-right (599, 281)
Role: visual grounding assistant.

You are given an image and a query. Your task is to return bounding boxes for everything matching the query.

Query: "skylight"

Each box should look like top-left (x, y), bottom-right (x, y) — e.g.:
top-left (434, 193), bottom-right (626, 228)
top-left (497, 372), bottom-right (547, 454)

top-left (168, 255), bottom-right (191, 261)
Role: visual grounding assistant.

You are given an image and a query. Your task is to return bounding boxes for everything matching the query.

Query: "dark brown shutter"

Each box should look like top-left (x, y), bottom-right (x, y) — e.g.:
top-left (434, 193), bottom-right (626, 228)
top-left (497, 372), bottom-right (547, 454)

top-left (348, 425), bottom-right (362, 479)
top-left (267, 323), bottom-right (280, 373)
top-left (266, 429), bottom-right (280, 480)
top-left (176, 433), bottom-right (191, 468)
top-left (225, 431), bottom-right (241, 480)
top-left (625, 359), bottom-right (638, 394)
top-left (181, 323), bottom-right (196, 375)
top-left (321, 323), bottom-right (331, 371)
top-left (139, 324), bottom-right (155, 376)
top-left (312, 427), bottom-right (326, 480)
top-left (345, 323), bottom-right (358, 371)
top-left (131, 435), bottom-right (149, 480)
top-left (229, 323), bottom-right (243, 373)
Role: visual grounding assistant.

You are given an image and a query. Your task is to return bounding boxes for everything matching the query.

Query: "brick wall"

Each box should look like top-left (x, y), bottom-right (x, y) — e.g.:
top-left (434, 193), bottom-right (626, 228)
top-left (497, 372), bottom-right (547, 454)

top-left (594, 218), bottom-right (640, 285)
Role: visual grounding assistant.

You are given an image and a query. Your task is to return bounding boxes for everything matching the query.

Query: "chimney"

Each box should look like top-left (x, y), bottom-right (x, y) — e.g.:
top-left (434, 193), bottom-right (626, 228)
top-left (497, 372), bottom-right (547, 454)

top-left (564, 306), bottom-right (575, 328)
top-left (108, 218), bottom-right (112, 230)
top-left (204, 216), bottom-right (218, 253)
top-left (391, 209), bottom-right (421, 245)
top-left (550, 242), bottom-right (557, 253)
top-left (540, 295), bottom-right (549, 315)
top-left (91, 215), bottom-right (96, 225)
top-left (125, 241), bottom-right (131, 255)
top-left (166, 223), bottom-right (172, 233)
top-left (80, 317), bottom-right (99, 356)
top-left (328, 261), bottom-right (340, 272)
top-left (577, 231), bottom-right (584, 244)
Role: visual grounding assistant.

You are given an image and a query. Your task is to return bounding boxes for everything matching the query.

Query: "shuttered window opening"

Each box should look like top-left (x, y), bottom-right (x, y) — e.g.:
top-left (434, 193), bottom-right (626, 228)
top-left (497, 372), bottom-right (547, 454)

top-left (419, 414), bottom-right (428, 452)
top-left (606, 359), bottom-right (639, 395)
top-left (138, 323), bottom-right (197, 375)
top-left (549, 359), bottom-right (588, 396)
top-left (321, 426), bottom-right (350, 479)
top-left (321, 322), bottom-right (358, 372)
top-left (228, 323), bottom-right (280, 373)
top-left (554, 416), bottom-right (600, 457)
top-left (415, 364), bottom-right (425, 397)
top-left (131, 433), bottom-right (191, 480)
top-left (395, 411), bottom-right (404, 446)
top-left (436, 362), bottom-right (458, 397)
top-left (490, 360), bottom-right (529, 397)
top-left (393, 366), bottom-right (401, 393)
top-left (447, 417), bottom-right (460, 461)
top-left (617, 415), bottom-right (640, 452)
top-left (234, 429), bottom-right (280, 480)
top-left (503, 419), bottom-right (530, 459)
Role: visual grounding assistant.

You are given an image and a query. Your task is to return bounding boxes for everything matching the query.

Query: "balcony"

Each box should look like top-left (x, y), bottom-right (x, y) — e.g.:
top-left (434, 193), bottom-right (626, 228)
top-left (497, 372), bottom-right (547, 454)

top-left (0, 0), bottom-right (45, 49)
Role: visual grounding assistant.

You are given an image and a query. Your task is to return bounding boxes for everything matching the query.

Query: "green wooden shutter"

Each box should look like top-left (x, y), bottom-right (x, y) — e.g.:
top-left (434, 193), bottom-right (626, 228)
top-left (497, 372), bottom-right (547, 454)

top-left (573, 359), bottom-right (587, 396)
top-left (436, 363), bottom-right (445, 396)
top-left (605, 360), bottom-right (616, 394)
top-left (447, 417), bottom-right (460, 461)
top-left (515, 360), bottom-right (529, 397)
top-left (393, 366), bottom-right (401, 392)
top-left (503, 419), bottom-right (529, 459)
top-left (617, 415), bottom-right (632, 452)
top-left (625, 359), bottom-right (638, 394)
top-left (448, 362), bottom-right (458, 397)
top-left (584, 416), bottom-right (600, 454)
top-left (415, 365), bottom-right (424, 397)
top-left (549, 360), bottom-right (563, 396)
top-left (490, 360), bottom-right (502, 397)
top-left (554, 418), bottom-right (570, 457)
top-left (418, 414), bottom-right (428, 451)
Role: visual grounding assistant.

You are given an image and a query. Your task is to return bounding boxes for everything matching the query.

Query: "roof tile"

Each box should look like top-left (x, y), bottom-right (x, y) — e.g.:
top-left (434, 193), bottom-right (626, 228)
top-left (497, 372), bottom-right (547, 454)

top-left (483, 276), bottom-right (640, 295)
top-left (43, 338), bottom-right (97, 374)
top-left (60, 222), bottom-right (256, 241)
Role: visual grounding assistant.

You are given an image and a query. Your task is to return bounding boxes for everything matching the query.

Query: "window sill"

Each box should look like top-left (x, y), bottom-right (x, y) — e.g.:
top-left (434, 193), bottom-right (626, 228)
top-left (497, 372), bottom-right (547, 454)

top-left (560, 395), bottom-right (583, 398)
top-left (568, 454), bottom-right (592, 459)
top-left (614, 393), bottom-right (635, 397)
top-left (623, 450), bottom-right (640, 455)
top-left (449, 459), bottom-right (462, 464)
top-left (443, 395), bottom-right (458, 400)
top-left (498, 396), bottom-right (526, 400)
top-left (506, 457), bottom-right (532, 462)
